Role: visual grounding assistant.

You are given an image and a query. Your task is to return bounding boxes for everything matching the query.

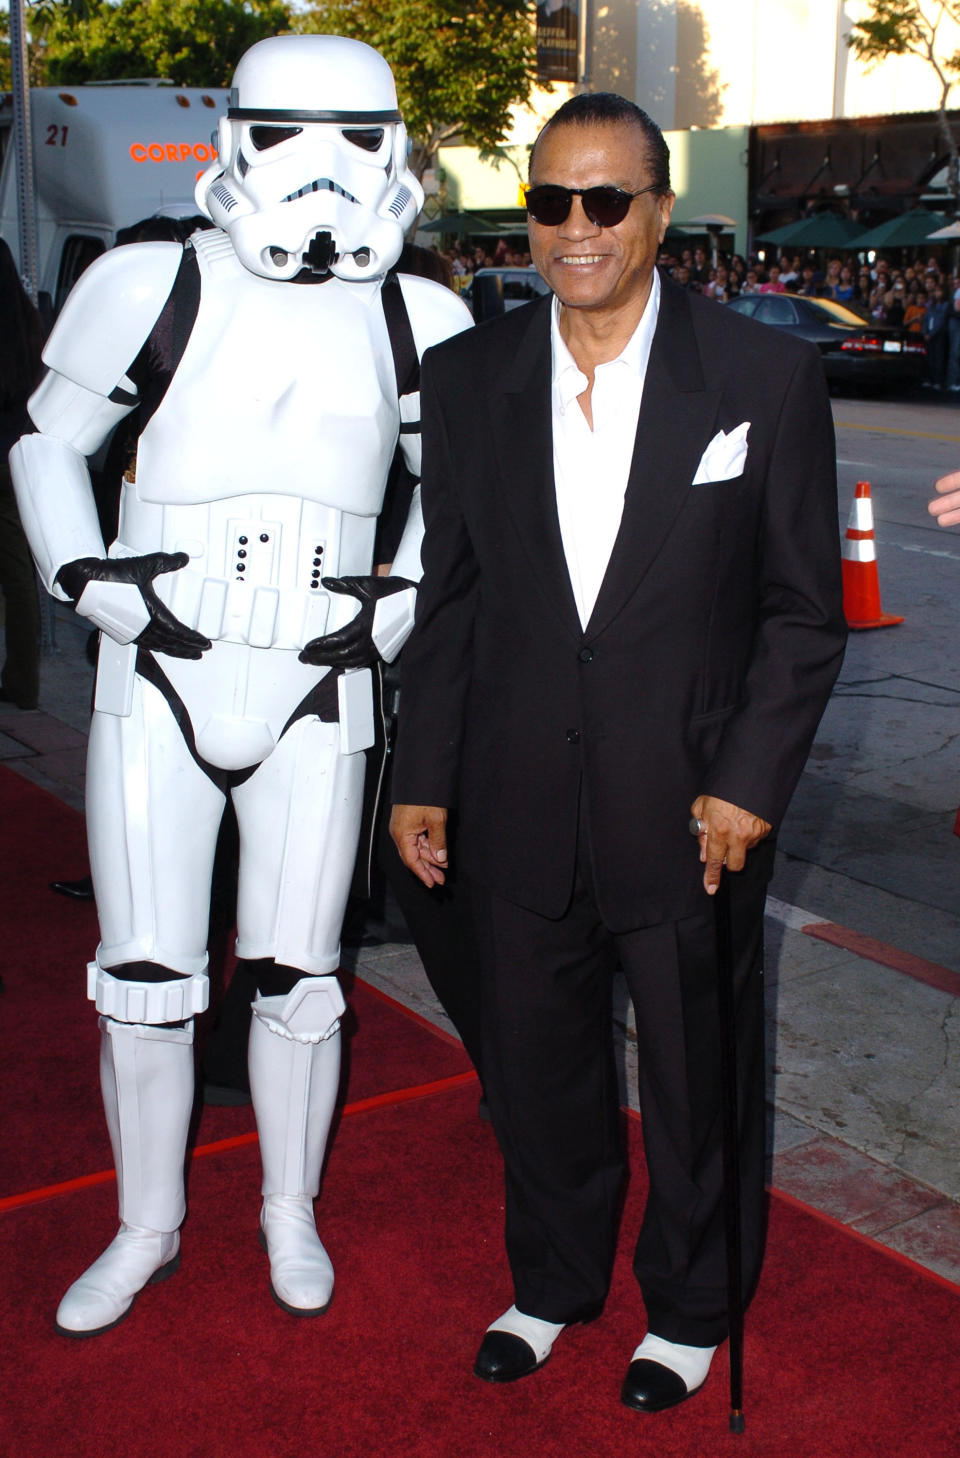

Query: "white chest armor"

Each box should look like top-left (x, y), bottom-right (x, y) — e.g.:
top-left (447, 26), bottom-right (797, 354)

top-left (137, 230), bottom-right (400, 512)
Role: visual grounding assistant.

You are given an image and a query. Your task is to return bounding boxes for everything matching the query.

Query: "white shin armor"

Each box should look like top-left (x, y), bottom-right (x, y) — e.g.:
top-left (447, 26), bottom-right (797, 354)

top-left (249, 977), bottom-right (345, 1314)
top-left (54, 1018), bottom-right (193, 1336)
top-left (249, 977), bottom-right (344, 1198)
top-left (100, 1017), bottom-right (195, 1232)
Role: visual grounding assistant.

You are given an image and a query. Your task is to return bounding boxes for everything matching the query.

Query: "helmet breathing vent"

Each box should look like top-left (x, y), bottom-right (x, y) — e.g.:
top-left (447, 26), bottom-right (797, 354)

top-left (211, 181), bottom-right (239, 213)
top-left (388, 186), bottom-right (414, 220)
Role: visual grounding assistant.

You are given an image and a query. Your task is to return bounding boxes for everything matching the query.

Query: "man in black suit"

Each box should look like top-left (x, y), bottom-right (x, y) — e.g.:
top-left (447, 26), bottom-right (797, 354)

top-left (390, 94), bottom-right (845, 1413)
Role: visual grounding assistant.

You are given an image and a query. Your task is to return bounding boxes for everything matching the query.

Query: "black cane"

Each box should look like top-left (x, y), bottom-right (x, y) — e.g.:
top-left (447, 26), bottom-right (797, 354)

top-left (714, 873), bottom-right (746, 1434)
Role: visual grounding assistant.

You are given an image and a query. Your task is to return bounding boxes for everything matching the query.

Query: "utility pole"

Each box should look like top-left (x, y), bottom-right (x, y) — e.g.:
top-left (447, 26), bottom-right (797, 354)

top-left (9, 0), bottom-right (40, 303)
top-left (577, 0), bottom-right (591, 89)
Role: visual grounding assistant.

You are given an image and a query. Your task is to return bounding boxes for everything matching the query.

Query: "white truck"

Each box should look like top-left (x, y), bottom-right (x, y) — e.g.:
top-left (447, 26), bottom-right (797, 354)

top-left (0, 81), bottom-right (228, 313)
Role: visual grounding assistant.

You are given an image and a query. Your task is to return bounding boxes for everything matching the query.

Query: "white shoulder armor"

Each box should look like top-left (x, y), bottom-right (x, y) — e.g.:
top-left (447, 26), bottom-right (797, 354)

top-left (13, 245), bottom-right (183, 591)
top-left (40, 241), bottom-right (184, 397)
top-left (396, 274), bottom-right (473, 357)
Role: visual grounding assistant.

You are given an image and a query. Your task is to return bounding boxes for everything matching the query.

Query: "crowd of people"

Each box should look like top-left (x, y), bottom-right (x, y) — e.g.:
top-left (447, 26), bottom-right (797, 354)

top-left (432, 235), bottom-right (960, 391)
top-left (435, 236), bottom-right (533, 278)
top-left (657, 246), bottom-right (960, 392)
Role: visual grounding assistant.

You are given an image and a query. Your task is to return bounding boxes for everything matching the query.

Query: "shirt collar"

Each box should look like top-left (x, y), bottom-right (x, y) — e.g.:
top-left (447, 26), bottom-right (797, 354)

top-left (551, 268), bottom-right (661, 410)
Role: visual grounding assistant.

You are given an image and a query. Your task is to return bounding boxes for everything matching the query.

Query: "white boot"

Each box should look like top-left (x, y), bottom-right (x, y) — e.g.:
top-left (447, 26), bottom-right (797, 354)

top-left (248, 977), bottom-right (345, 1316)
top-left (56, 1017), bottom-right (194, 1337)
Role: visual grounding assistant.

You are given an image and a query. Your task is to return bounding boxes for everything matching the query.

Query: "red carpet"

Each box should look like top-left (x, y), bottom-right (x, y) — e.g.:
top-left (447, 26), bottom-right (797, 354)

top-left (2, 768), bottom-right (959, 1456)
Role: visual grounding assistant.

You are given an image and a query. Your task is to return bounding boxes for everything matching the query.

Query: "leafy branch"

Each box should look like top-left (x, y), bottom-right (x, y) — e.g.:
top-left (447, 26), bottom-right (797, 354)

top-left (847, 1), bottom-right (960, 214)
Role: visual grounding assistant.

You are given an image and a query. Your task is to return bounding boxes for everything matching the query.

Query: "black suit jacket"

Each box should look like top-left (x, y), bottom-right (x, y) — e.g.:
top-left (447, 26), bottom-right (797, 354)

top-left (392, 275), bottom-right (846, 931)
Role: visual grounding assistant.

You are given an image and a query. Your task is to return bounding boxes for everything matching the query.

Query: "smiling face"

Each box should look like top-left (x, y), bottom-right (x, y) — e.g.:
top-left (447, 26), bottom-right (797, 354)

top-left (527, 120), bottom-right (674, 324)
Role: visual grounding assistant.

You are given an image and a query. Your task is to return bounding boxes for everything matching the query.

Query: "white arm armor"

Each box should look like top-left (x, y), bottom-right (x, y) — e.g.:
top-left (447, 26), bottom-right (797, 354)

top-left (9, 242), bottom-right (183, 597)
top-left (370, 277), bottom-right (472, 662)
top-left (370, 582), bottom-right (418, 663)
top-left (369, 482), bottom-right (422, 663)
top-left (9, 433), bottom-right (106, 598)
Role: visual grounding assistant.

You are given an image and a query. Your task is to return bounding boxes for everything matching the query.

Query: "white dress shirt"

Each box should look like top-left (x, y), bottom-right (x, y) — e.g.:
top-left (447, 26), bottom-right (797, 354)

top-left (551, 271), bottom-right (661, 629)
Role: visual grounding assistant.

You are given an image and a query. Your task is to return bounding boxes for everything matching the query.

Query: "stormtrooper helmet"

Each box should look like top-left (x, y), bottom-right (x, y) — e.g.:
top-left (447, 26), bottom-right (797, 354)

top-left (196, 34), bottom-right (423, 282)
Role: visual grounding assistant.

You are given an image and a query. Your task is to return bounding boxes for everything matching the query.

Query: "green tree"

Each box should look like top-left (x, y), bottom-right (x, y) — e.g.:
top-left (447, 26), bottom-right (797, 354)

top-left (1, 11), bottom-right (10, 91)
top-left (26, 0), bottom-right (291, 88)
top-left (299, 0), bottom-right (539, 178)
top-left (846, 0), bottom-right (960, 215)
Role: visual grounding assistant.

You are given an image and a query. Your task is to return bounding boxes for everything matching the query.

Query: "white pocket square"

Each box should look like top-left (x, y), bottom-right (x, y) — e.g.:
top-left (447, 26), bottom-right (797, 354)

top-left (691, 422), bottom-right (750, 485)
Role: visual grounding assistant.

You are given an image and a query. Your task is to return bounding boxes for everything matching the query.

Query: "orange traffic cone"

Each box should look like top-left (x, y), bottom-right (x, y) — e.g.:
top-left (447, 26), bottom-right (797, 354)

top-left (841, 481), bottom-right (904, 630)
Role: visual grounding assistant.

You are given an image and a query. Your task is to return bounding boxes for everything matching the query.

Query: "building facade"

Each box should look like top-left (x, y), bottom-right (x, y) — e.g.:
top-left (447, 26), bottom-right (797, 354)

top-left (434, 1), bottom-right (960, 257)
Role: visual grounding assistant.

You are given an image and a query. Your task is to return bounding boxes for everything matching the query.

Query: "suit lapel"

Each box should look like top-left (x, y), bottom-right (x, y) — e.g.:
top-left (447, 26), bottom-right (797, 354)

top-left (586, 278), bottom-right (722, 639)
top-left (486, 280), bottom-right (723, 644)
top-left (489, 295), bottom-right (582, 638)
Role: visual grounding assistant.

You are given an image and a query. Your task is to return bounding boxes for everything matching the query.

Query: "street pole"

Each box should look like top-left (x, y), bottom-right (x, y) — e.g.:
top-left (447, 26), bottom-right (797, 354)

top-left (8, 0), bottom-right (56, 652)
top-left (577, 0), bottom-right (591, 89)
top-left (9, 0), bottom-right (40, 304)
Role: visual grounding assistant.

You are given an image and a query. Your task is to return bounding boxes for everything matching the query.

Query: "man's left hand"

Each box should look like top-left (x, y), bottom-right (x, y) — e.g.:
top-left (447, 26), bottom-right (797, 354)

top-left (690, 794), bottom-right (772, 896)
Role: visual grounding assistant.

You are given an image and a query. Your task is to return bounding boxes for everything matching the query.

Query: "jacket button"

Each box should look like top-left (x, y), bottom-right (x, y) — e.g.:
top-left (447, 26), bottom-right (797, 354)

top-left (566, 729), bottom-right (580, 744)
top-left (578, 646), bottom-right (594, 662)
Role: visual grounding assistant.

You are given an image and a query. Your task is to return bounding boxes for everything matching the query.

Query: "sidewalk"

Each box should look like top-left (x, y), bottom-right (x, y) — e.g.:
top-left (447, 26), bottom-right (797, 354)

top-left (4, 604), bottom-right (959, 1287)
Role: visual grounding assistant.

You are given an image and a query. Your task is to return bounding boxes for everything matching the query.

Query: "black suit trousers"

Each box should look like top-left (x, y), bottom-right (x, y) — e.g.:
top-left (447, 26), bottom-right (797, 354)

top-left (471, 834), bottom-right (767, 1347)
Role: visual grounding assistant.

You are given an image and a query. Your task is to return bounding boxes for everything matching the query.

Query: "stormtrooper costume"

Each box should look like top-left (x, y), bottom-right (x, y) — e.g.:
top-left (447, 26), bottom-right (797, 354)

top-left (10, 34), bottom-right (470, 1336)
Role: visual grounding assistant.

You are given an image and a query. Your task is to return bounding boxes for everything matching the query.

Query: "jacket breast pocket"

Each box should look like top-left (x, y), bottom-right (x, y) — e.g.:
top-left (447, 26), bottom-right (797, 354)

top-left (689, 471), bottom-right (745, 492)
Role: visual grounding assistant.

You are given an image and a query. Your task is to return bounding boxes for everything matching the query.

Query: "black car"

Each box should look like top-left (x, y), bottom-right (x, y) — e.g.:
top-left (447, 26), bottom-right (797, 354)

top-left (461, 267), bottom-right (551, 322)
top-left (725, 293), bottom-right (925, 391)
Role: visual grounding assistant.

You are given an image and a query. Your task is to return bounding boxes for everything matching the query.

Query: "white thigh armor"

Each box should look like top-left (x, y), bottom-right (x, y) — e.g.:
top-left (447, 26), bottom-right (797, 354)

top-left (88, 675), bottom-right (363, 978)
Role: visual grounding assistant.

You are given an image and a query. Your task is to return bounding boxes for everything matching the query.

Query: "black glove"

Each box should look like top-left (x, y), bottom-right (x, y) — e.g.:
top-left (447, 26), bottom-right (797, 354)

top-left (55, 552), bottom-right (212, 660)
top-left (298, 575), bottom-right (415, 669)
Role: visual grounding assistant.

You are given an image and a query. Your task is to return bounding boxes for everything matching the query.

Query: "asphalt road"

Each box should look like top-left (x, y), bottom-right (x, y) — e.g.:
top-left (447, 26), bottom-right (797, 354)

top-left (773, 391), bottom-right (960, 971)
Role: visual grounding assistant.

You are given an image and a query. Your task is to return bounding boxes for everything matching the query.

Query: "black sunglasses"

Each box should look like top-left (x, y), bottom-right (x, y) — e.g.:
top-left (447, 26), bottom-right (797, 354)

top-left (524, 182), bottom-right (660, 228)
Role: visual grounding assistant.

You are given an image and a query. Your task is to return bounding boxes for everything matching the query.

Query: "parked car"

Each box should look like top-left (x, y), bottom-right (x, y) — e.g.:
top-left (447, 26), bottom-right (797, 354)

top-left (461, 266), bottom-right (551, 322)
top-left (724, 293), bottom-right (925, 391)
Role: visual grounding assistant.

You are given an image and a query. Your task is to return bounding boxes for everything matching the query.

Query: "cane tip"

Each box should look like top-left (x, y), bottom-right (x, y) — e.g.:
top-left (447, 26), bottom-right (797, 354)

top-left (729, 1411), bottom-right (746, 1435)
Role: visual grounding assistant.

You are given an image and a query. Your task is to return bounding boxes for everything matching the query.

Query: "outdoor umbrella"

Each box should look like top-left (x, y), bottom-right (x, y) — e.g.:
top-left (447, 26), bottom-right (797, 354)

top-left (755, 219), bottom-right (802, 249)
top-left (756, 213), bottom-right (864, 249)
top-left (926, 220), bottom-right (960, 240)
top-left (852, 208), bottom-right (949, 250)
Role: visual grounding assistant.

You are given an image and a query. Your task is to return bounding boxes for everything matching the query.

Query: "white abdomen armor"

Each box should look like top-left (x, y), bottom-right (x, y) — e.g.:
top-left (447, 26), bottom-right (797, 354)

top-left (116, 490), bottom-right (377, 651)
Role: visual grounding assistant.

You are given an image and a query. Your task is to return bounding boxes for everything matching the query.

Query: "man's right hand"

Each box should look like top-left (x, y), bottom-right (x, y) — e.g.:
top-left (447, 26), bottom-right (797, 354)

top-left (389, 804), bottom-right (449, 888)
top-left (55, 552), bottom-right (211, 659)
